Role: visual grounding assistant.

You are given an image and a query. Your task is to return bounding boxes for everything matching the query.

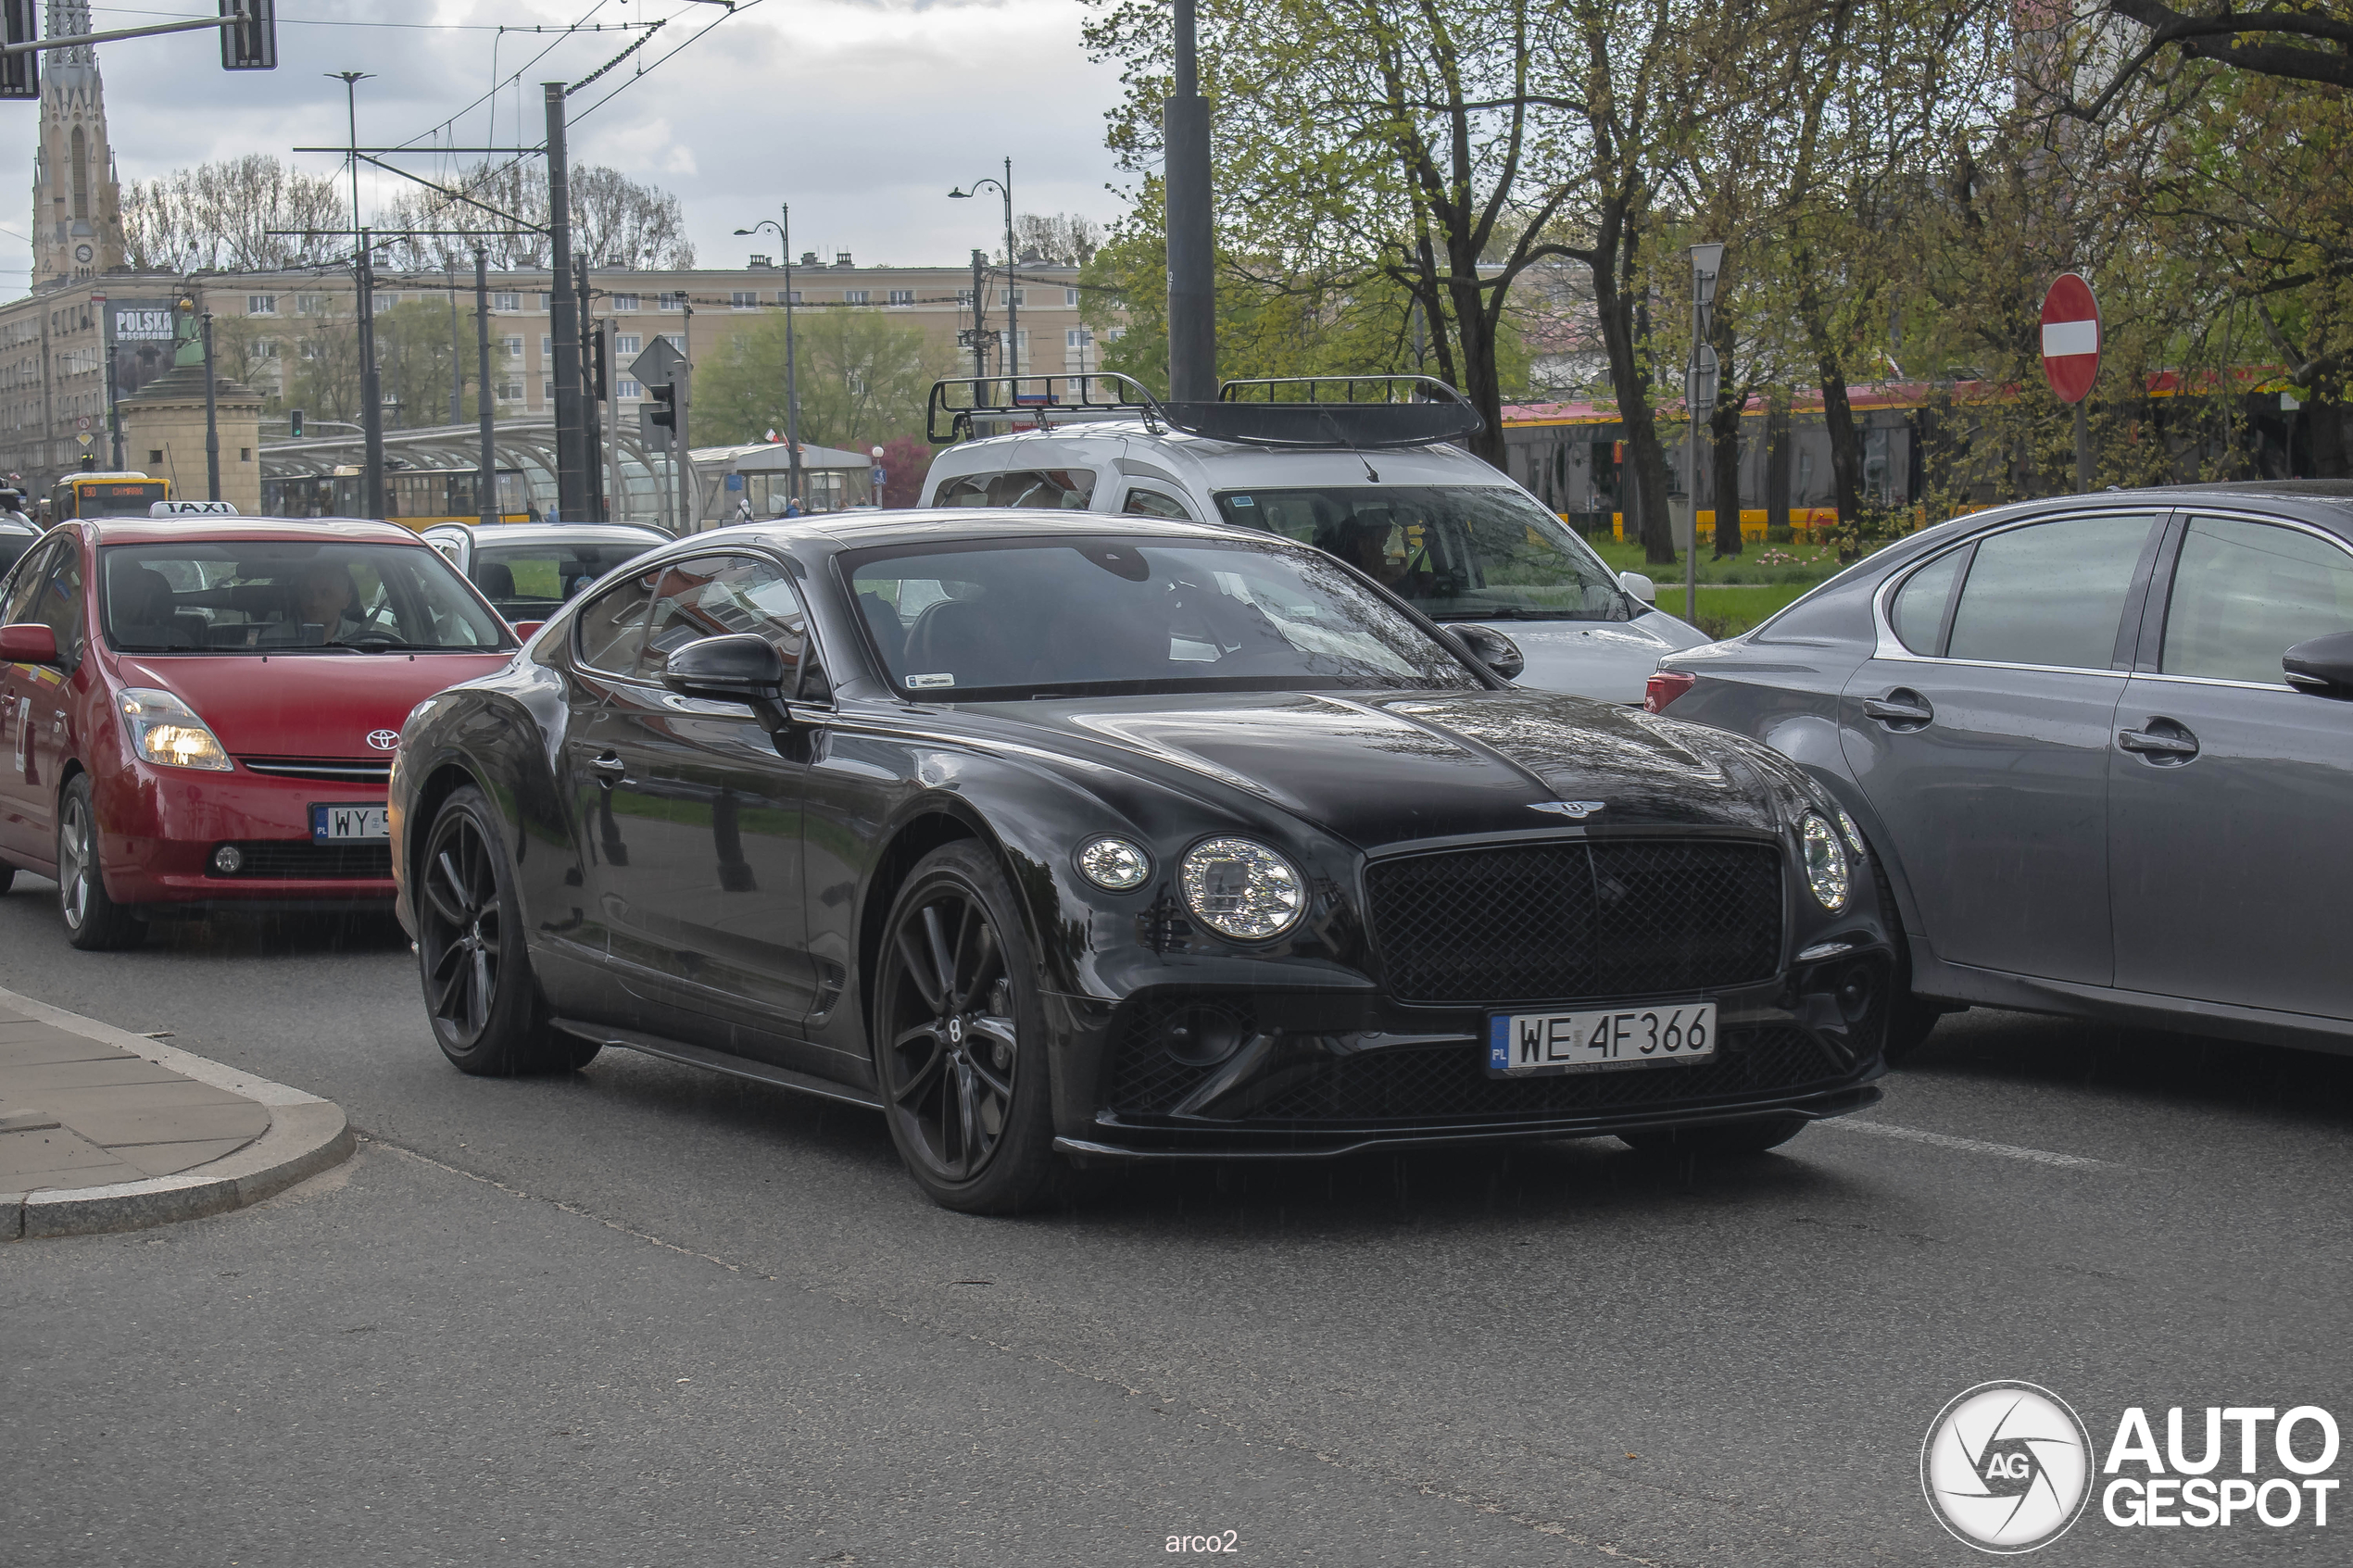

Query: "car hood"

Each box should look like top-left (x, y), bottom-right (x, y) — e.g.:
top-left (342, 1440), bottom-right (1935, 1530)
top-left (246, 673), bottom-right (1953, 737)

top-left (967, 687), bottom-right (1786, 849)
top-left (1442, 609), bottom-right (1707, 704)
top-left (120, 651), bottom-right (512, 759)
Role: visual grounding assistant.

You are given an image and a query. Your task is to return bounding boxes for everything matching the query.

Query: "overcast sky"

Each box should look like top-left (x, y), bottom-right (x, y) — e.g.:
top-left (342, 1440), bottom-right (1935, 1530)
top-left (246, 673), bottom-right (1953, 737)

top-left (3, 0), bottom-right (1132, 282)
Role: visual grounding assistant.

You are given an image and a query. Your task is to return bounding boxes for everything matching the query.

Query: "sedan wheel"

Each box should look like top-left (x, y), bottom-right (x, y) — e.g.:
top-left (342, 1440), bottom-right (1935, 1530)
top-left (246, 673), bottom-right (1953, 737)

top-left (874, 843), bottom-right (1059, 1212)
top-left (57, 776), bottom-right (145, 951)
top-left (417, 785), bottom-right (596, 1075)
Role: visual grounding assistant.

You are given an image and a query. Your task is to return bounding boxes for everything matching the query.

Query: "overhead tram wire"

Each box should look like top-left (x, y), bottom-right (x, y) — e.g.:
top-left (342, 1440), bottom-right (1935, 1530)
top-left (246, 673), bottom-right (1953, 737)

top-left (570, 0), bottom-right (771, 124)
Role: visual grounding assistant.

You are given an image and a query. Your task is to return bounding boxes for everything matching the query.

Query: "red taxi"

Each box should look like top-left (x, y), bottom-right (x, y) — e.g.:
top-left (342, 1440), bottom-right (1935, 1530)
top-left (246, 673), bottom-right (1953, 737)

top-left (0, 517), bottom-right (515, 947)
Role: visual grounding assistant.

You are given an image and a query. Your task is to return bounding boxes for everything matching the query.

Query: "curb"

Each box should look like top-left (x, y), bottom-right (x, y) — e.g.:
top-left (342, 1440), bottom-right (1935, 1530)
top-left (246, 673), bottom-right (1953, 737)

top-left (0, 984), bottom-right (354, 1241)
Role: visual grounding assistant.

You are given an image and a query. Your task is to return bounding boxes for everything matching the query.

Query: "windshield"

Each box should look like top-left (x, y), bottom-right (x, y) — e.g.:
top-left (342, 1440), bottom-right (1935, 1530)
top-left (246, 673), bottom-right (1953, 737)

top-left (472, 538), bottom-right (658, 619)
top-left (100, 541), bottom-right (512, 654)
top-left (849, 536), bottom-right (1476, 700)
top-left (1211, 484), bottom-right (1632, 621)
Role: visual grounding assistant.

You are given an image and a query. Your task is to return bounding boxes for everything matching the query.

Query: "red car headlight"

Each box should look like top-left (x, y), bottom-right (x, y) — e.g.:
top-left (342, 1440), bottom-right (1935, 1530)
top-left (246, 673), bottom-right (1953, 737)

top-left (118, 686), bottom-right (233, 771)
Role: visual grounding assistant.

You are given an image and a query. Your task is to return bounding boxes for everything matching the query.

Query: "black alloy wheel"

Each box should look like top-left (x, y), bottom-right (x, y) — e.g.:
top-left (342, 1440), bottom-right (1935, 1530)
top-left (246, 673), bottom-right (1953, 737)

top-left (873, 842), bottom-right (1059, 1213)
top-left (57, 773), bottom-right (145, 951)
top-left (417, 784), bottom-right (598, 1075)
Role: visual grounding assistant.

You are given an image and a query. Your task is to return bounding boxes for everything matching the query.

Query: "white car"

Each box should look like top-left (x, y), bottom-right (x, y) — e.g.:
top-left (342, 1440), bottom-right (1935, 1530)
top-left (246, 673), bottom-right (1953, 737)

top-left (420, 521), bottom-right (671, 632)
top-left (919, 377), bottom-right (1705, 703)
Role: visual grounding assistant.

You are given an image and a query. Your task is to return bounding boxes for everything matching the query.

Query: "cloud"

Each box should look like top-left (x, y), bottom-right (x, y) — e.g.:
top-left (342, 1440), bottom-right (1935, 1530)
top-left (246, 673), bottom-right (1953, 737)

top-left (3, 0), bottom-right (1128, 282)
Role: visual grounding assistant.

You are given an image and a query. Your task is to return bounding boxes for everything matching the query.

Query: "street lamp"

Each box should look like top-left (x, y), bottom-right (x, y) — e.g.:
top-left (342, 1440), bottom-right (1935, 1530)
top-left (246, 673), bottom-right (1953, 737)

top-left (732, 209), bottom-right (801, 507)
top-left (949, 160), bottom-right (1018, 379)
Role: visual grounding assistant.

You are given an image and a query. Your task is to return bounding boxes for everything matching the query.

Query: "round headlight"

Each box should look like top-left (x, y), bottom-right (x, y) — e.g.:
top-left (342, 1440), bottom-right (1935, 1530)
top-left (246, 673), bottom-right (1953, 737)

top-left (1835, 808), bottom-right (1868, 859)
top-left (1179, 837), bottom-right (1305, 940)
top-left (1801, 813), bottom-right (1851, 911)
top-left (1076, 836), bottom-right (1151, 891)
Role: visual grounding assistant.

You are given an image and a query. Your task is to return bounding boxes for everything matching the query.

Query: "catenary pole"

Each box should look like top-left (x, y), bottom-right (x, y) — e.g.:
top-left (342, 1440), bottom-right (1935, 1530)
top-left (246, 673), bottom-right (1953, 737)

top-left (544, 82), bottom-right (585, 521)
top-left (201, 310), bottom-right (220, 502)
top-left (357, 230), bottom-right (384, 520)
top-left (1164, 0), bottom-right (1214, 402)
top-left (475, 249), bottom-right (496, 526)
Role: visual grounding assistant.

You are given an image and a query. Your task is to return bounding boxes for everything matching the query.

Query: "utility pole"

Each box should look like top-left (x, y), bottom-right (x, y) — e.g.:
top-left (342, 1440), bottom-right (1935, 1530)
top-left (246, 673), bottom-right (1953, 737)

top-left (1684, 243), bottom-right (1724, 627)
top-left (474, 249), bottom-right (496, 526)
top-left (970, 249), bottom-right (988, 379)
top-left (201, 310), bottom-right (220, 502)
top-left (357, 229), bottom-right (384, 520)
top-left (1164, 0), bottom-right (1214, 402)
top-left (544, 82), bottom-right (586, 521)
top-left (999, 161), bottom-right (1017, 379)
top-left (576, 256), bottom-right (603, 521)
top-left (673, 301), bottom-right (693, 532)
top-left (447, 263), bottom-right (464, 424)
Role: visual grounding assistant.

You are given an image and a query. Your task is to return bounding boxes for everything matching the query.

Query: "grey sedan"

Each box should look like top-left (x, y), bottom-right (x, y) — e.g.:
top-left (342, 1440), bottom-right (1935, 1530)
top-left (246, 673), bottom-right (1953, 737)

top-left (1649, 482), bottom-right (2353, 1058)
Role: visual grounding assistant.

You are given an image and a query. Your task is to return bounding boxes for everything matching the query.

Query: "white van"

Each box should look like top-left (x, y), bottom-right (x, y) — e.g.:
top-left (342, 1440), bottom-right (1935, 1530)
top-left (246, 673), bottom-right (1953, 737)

top-left (918, 376), bottom-right (1705, 703)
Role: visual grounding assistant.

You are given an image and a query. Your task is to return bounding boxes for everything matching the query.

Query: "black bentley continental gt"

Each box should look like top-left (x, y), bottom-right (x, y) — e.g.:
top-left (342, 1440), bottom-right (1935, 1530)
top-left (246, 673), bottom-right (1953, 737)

top-left (389, 510), bottom-right (1894, 1211)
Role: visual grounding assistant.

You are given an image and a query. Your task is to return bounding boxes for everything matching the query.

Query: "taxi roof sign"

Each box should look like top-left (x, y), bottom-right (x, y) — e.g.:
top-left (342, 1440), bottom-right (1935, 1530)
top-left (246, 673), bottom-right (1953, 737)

top-left (150, 500), bottom-right (238, 518)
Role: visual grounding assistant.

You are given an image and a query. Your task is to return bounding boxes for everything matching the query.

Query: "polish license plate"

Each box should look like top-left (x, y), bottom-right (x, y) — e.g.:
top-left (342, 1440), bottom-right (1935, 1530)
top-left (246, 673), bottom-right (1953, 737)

top-left (1488, 1002), bottom-right (1718, 1076)
top-left (310, 803), bottom-right (390, 842)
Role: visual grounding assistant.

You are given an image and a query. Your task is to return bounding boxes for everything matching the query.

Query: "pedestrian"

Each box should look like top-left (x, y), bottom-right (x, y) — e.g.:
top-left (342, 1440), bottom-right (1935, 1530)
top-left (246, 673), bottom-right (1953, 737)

top-left (784, 495), bottom-right (804, 519)
top-left (734, 495), bottom-right (753, 525)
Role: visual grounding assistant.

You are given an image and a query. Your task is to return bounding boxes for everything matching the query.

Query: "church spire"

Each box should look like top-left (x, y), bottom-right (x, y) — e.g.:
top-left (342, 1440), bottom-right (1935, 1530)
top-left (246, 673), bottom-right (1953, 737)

top-left (32, 0), bottom-right (126, 287)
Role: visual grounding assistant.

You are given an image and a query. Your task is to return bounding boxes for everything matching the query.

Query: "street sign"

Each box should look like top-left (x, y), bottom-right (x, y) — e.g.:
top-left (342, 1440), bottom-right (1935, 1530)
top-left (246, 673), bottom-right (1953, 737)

top-left (2040, 273), bottom-right (2100, 404)
top-left (628, 335), bottom-right (685, 389)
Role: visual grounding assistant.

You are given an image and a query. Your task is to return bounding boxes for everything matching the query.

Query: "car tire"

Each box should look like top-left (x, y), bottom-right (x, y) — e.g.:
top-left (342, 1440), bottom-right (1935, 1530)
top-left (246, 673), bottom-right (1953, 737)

top-left (0, 860), bottom-right (15, 895)
top-left (57, 775), bottom-right (146, 951)
top-left (1871, 853), bottom-right (1944, 1064)
top-left (416, 784), bottom-right (598, 1076)
top-left (871, 841), bottom-right (1062, 1215)
top-left (1617, 1113), bottom-right (1809, 1158)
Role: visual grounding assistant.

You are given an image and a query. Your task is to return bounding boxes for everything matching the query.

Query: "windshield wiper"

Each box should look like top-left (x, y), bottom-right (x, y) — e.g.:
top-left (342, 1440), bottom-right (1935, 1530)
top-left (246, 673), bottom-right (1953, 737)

top-left (342, 640), bottom-right (503, 653)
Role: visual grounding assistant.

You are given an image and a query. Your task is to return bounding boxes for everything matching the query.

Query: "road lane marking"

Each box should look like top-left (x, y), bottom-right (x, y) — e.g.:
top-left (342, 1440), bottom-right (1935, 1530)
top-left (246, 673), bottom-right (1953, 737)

top-left (1818, 1117), bottom-right (2122, 1169)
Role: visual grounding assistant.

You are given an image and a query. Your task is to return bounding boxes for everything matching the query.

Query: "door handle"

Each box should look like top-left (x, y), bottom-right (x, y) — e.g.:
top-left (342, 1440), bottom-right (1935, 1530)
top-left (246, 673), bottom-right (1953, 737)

top-left (2119, 721), bottom-right (2199, 762)
top-left (590, 753), bottom-right (627, 786)
top-left (1862, 689), bottom-right (1934, 729)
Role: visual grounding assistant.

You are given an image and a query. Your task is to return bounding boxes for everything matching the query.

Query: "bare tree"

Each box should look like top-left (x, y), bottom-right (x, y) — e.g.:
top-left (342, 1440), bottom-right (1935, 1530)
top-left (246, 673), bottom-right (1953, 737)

top-left (122, 156), bottom-right (347, 272)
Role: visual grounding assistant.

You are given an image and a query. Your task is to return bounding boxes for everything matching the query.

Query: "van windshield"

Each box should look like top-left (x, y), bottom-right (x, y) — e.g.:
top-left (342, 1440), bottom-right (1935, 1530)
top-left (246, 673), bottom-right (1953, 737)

top-left (1211, 485), bottom-right (1634, 621)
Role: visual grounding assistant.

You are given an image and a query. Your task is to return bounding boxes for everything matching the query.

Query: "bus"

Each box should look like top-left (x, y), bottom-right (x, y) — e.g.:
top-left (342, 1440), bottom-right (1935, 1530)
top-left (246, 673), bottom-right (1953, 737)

top-left (261, 467), bottom-right (535, 531)
top-left (51, 472), bottom-right (169, 520)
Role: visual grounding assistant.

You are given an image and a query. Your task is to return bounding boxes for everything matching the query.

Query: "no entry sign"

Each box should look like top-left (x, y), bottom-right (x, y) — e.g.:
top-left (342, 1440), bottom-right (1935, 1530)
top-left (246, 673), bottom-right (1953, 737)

top-left (2041, 272), bottom-right (2101, 404)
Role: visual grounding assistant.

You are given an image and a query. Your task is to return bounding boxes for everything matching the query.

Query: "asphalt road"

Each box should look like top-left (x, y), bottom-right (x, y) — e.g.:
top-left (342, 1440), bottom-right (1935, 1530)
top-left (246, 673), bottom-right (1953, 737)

top-left (3, 881), bottom-right (2349, 1567)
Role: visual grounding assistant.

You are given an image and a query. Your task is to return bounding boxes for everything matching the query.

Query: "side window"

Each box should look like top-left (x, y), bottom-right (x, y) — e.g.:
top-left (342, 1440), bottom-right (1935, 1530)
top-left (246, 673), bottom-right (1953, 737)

top-left (574, 566), bottom-right (662, 675)
top-left (2, 539), bottom-right (57, 626)
top-left (1121, 485), bottom-right (1195, 521)
top-left (932, 469), bottom-right (1096, 510)
top-left (1944, 514), bottom-right (2158, 671)
top-left (1887, 547), bottom-right (1966, 655)
top-left (30, 539), bottom-right (85, 665)
top-left (2161, 516), bottom-right (2353, 685)
top-left (637, 555), bottom-right (806, 682)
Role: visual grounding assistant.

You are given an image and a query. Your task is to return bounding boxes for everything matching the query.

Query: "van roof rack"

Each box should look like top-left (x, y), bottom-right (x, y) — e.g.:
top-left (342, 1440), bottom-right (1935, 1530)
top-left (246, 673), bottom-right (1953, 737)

top-left (927, 371), bottom-right (1484, 450)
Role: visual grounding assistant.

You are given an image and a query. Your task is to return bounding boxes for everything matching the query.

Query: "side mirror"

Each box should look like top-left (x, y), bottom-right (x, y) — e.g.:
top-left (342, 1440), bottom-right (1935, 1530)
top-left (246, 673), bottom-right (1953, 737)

top-left (2284, 631), bottom-right (2353, 698)
top-left (661, 633), bottom-right (787, 706)
top-left (1619, 571), bottom-right (1657, 606)
top-left (1453, 623), bottom-right (1526, 683)
top-left (0, 621), bottom-right (59, 665)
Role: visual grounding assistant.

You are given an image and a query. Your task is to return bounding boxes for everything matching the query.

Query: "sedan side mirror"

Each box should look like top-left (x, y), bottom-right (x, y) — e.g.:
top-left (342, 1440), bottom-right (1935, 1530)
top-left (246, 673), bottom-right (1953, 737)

top-left (1619, 571), bottom-right (1657, 606)
top-left (1453, 623), bottom-right (1526, 682)
top-left (2284, 631), bottom-right (2353, 698)
top-left (0, 621), bottom-right (59, 665)
top-left (661, 633), bottom-right (787, 706)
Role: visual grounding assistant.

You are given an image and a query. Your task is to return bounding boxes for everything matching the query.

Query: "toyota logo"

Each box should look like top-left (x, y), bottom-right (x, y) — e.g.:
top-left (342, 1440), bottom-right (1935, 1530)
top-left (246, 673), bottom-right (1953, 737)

top-left (366, 730), bottom-right (401, 751)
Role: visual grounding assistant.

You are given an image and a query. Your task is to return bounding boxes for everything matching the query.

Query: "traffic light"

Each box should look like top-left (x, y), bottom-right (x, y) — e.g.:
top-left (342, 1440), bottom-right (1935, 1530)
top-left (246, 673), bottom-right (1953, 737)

top-left (1, 0), bottom-right (37, 101)
top-left (219, 0), bottom-right (276, 71)
top-left (586, 325), bottom-right (609, 403)
top-left (288, 408), bottom-right (304, 438)
top-left (646, 382), bottom-right (676, 430)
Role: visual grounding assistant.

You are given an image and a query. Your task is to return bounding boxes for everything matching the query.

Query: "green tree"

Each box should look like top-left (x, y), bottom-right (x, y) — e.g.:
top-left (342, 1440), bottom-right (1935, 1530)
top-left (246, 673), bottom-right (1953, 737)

top-left (696, 307), bottom-right (957, 451)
